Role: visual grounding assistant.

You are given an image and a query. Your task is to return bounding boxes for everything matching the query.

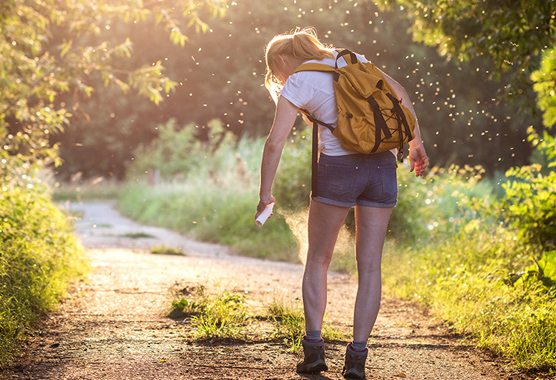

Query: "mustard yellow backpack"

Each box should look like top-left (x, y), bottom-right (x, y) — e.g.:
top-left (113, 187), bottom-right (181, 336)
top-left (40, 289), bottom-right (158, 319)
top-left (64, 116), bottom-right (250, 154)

top-left (294, 49), bottom-right (416, 161)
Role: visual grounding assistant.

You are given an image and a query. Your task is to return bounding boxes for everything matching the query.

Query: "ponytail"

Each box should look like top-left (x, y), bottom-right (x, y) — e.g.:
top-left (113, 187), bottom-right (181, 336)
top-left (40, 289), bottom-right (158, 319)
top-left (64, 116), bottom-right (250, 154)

top-left (265, 27), bottom-right (334, 101)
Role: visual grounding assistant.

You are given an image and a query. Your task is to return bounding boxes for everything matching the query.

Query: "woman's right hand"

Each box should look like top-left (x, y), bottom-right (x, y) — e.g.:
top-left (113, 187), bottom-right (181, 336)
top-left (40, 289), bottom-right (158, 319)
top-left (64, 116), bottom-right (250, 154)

top-left (256, 196), bottom-right (276, 220)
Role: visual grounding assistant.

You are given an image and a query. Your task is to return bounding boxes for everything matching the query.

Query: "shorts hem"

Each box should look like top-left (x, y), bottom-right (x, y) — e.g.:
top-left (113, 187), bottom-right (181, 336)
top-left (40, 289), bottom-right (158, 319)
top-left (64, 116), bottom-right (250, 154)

top-left (312, 196), bottom-right (397, 208)
top-left (311, 196), bottom-right (354, 208)
top-left (356, 200), bottom-right (397, 208)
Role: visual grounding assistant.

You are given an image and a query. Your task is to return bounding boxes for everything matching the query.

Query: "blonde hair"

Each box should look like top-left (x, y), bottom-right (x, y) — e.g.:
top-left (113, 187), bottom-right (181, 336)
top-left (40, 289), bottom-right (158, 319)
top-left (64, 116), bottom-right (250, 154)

top-left (264, 27), bottom-right (335, 100)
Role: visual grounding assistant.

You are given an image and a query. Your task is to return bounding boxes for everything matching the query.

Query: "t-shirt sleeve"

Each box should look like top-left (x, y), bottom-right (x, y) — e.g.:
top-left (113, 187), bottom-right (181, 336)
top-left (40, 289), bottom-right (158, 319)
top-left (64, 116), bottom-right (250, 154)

top-left (279, 72), bottom-right (317, 110)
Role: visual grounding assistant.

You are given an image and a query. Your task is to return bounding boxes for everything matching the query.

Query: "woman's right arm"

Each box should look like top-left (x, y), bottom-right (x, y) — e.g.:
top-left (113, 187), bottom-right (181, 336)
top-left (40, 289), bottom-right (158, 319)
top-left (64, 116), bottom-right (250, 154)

top-left (256, 96), bottom-right (299, 218)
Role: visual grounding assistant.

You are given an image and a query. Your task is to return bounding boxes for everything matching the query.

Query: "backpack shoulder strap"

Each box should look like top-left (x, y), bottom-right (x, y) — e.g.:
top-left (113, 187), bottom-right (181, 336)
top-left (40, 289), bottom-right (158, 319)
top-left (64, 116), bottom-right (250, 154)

top-left (293, 62), bottom-right (336, 74)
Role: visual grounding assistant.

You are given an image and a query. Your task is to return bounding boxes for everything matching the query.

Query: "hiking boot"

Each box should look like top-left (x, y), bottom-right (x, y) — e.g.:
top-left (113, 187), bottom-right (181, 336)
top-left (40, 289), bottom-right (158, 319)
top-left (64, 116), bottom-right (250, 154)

top-left (342, 343), bottom-right (367, 379)
top-left (296, 338), bottom-right (328, 374)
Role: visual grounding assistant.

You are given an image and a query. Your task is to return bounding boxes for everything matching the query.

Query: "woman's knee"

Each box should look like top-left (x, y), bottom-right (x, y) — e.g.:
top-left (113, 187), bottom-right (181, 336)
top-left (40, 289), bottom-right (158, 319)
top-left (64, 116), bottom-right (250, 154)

top-left (305, 248), bottom-right (334, 267)
top-left (355, 252), bottom-right (382, 274)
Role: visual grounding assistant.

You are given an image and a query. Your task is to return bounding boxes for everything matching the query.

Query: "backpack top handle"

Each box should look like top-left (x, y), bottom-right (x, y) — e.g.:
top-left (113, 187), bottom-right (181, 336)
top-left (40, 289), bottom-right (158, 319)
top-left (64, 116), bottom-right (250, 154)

top-left (335, 49), bottom-right (358, 68)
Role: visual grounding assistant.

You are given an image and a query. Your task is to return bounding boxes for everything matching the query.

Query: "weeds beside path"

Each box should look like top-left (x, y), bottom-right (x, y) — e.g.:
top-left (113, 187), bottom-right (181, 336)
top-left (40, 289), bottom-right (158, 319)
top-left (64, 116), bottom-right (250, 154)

top-left (0, 202), bottom-right (536, 379)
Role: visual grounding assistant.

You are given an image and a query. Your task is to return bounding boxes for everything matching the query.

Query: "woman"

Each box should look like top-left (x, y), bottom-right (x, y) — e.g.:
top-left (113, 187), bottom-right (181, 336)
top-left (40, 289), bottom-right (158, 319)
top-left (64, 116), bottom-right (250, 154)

top-left (255, 27), bottom-right (427, 379)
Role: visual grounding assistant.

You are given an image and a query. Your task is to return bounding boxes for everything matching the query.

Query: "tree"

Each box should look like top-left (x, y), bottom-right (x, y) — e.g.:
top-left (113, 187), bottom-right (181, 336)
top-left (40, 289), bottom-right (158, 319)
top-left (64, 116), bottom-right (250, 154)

top-left (378, 0), bottom-right (556, 129)
top-left (52, 0), bottom-right (537, 180)
top-left (0, 0), bottom-right (225, 183)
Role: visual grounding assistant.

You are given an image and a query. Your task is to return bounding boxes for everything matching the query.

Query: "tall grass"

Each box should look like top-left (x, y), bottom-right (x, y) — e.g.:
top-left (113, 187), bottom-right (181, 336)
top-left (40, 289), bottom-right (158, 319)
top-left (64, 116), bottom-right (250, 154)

top-left (384, 165), bottom-right (556, 371)
top-left (0, 184), bottom-right (89, 364)
top-left (383, 222), bottom-right (556, 370)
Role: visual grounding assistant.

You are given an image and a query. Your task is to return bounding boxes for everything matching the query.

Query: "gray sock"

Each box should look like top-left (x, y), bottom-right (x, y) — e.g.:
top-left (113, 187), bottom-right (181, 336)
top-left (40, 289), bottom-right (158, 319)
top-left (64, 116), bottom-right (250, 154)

top-left (351, 341), bottom-right (367, 352)
top-left (305, 330), bottom-right (322, 342)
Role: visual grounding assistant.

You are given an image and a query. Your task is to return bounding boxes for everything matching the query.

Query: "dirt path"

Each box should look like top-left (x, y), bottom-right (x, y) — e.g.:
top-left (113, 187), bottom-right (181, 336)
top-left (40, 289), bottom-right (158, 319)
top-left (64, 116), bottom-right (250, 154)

top-left (1, 202), bottom-right (531, 379)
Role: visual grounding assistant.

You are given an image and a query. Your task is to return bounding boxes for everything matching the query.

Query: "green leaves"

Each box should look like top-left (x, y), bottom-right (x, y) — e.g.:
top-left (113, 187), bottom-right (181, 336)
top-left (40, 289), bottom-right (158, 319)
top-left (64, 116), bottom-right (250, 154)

top-left (535, 250), bottom-right (556, 289)
top-left (1, 0), bottom-right (226, 182)
top-left (532, 48), bottom-right (556, 129)
top-left (129, 61), bottom-right (177, 105)
top-left (502, 167), bottom-right (556, 252)
top-left (501, 126), bottom-right (556, 253)
top-left (379, 0), bottom-right (556, 115)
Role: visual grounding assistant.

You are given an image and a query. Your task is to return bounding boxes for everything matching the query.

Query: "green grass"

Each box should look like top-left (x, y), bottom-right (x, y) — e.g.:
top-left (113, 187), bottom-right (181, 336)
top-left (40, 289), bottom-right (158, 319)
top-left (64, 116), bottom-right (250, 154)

top-left (191, 292), bottom-right (251, 340)
top-left (383, 232), bottom-right (556, 370)
top-left (151, 245), bottom-right (185, 256)
top-left (0, 184), bottom-right (89, 365)
top-left (169, 285), bottom-right (255, 341)
top-left (168, 286), bottom-right (345, 351)
top-left (265, 298), bottom-right (306, 350)
top-left (265, 298), bottom-right (346, 352)
top-left (122, 232), bottom-right (155, 238)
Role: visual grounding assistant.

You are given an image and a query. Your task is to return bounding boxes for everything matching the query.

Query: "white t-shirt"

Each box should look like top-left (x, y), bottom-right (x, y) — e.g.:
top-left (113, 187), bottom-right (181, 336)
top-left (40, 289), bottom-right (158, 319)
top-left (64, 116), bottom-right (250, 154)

top-left (280, 51), bottom-right (396, 157)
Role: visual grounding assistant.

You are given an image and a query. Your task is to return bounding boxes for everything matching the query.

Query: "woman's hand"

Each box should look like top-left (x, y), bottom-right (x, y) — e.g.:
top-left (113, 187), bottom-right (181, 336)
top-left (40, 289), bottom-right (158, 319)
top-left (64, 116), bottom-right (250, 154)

top-left (409, 140), bottom-right (428, 177)
top-left (256, 196), bottom-right (276, 221)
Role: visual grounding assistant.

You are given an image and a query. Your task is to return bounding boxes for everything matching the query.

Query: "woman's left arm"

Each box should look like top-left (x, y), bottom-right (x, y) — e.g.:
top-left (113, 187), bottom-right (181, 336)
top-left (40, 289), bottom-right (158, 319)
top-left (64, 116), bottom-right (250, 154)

top-left (256, 96), bottom-right (299, 218)
top-left (379, 68), bottom-right (428, 176)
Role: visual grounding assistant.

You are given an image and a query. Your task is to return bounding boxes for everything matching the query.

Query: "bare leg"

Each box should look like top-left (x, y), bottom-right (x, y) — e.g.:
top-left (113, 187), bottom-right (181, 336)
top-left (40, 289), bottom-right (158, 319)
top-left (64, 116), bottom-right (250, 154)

top-left (302, 199), bottom-right (350, 332)
top-left (352, 205), bottom-right (393, 342)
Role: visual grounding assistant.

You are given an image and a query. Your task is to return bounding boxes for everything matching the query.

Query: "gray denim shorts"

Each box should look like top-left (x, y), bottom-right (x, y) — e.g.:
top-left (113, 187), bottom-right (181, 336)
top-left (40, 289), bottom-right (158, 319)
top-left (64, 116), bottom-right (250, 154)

top-left (313, 151), bottom-right (398, 208)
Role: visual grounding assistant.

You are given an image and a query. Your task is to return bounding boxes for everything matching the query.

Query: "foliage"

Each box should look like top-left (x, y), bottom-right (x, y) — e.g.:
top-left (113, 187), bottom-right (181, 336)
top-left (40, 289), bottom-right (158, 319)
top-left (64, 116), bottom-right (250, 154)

top-left (126, 119), bottom-right (238, 181)
top-left (379, 0), bottom-right (556, 106)
top-left (499, 125), bottom-right (556, 255)
top-left (532, 48), bottom-right (556, 129)
top-left (528, 128), bottom-right (556, 171)
top-left (379, 0), bottom-right (556, 177)
top-left (273, 127), bottom-right (312, 209)
top-left (0, 183), bottom-right (88, 364)
top-left (379, 151), bottom-right (556, 370)
top-left (512, 250), bottom-right (556, 290)
top-left (502, 166), bottom-right (556, 253)
top-left (0, 0), bottom-right (225, 182)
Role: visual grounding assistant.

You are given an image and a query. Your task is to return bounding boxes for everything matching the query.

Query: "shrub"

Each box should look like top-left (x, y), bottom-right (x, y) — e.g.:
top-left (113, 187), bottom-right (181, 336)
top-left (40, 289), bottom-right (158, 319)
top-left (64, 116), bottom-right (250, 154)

top-left (0, 184), bottom-right (88, 364)
top-left (500, 129), bottom-right (556, 254)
